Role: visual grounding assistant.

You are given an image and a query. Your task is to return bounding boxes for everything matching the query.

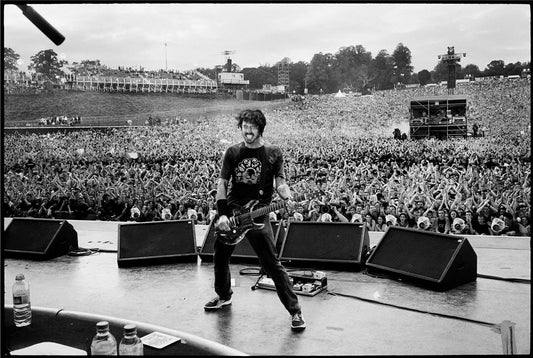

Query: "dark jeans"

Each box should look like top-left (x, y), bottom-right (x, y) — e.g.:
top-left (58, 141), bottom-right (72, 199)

top-left (213, 215), bottom-right (301, 315)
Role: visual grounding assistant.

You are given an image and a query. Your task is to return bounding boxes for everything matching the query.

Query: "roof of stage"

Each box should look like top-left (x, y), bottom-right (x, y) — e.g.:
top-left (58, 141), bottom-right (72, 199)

top-left (410, 94), bottom-right (467, 103)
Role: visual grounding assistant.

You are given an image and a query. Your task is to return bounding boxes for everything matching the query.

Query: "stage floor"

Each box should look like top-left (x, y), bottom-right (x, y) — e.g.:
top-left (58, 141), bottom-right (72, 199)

top-left (2, 219), bottom-right (531, 355)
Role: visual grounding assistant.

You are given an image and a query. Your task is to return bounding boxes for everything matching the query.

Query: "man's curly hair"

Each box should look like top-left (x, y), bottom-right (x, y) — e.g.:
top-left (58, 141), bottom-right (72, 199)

top-left (236, 109), bottom-right (266, 135)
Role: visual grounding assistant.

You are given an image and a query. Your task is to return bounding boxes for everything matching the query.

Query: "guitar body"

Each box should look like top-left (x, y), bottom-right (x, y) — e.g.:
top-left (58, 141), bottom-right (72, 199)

top-left (214, 194), bottom-right (305, 246)
top-left (215, 200), bottom-right (265, 245)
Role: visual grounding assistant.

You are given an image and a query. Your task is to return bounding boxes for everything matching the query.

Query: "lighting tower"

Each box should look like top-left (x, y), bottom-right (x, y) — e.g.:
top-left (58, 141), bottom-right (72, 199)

top-left (221, 50), bottom-right (236, 72)
top-left (278, 57), bottom-right (290, 92)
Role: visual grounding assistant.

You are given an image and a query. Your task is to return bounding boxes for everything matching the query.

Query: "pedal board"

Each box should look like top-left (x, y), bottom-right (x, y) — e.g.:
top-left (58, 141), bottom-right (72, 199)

top-left (255, 271), bottom-right (327, 296)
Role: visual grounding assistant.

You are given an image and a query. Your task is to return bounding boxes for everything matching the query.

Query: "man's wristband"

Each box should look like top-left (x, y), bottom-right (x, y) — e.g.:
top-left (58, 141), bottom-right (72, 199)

top-left (216, 199), bottom-right (231, 217)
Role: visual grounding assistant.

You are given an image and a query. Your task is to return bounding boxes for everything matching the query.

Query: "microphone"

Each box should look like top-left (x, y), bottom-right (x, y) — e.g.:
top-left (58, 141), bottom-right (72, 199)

top-left (17, 4), bottom-right (65, 46)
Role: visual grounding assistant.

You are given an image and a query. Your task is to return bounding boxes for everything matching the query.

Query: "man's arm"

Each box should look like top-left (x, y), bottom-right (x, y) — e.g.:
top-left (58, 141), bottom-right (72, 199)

top-left (332, 206), bottom-right (349, 223)
top-left (275, 177), bottom-right (291, 200)
top-left (215, 178), bottom-right (229, 202)
top-left (215, 178), bottom-right (231, 231)
top-left (276, 176), bottom-right (298, 213)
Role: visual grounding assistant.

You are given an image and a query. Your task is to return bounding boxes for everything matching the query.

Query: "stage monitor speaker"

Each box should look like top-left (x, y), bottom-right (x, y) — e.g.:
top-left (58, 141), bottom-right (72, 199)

top-left (199, 221), bottom-right (283, 264)
top-left (279, 222), bottom-right (369, 270)
top-left (3, 218), bottom-right (78, 260)
top-left (117, 220), bottom-right (197, 267)
top-left (365, 226), bottom-right (477, 291)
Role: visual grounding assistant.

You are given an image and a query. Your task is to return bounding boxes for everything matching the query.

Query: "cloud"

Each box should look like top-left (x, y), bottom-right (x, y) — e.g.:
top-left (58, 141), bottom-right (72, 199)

top-left (3, 3), bottom-right (530, 72)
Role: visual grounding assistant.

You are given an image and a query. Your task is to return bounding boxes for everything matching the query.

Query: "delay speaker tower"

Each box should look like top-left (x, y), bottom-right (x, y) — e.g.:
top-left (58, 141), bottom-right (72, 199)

top-left (365, 226), bottom-right (477, 291)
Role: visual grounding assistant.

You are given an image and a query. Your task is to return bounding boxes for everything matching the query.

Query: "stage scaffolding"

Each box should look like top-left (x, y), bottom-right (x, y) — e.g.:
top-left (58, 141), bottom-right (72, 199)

top-left (409, 95), bottom-right (468, 139)
top-left (65, 76), bottom-right (218, 94)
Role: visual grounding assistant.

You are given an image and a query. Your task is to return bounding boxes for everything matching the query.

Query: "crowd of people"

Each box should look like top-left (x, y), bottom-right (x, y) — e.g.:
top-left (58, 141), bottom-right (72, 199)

top-left (3, 77), bottom-right (530, 236)
top-left (4, 67), bottom-right (212, 96)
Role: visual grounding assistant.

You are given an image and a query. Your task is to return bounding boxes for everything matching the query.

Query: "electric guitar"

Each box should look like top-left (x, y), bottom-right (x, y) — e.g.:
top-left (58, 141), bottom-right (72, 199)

top-left (215, 194), bottom-right (305, 245)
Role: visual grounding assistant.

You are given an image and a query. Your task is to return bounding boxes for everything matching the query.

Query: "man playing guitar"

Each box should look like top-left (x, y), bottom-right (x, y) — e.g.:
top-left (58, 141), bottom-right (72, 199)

top-left (204, 109), bottom-right (306, 331)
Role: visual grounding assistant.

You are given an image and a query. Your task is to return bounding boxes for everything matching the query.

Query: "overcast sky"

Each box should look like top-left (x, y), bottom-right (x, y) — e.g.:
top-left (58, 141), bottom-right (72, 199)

top-left (3, 3), bottom-right (530, 73)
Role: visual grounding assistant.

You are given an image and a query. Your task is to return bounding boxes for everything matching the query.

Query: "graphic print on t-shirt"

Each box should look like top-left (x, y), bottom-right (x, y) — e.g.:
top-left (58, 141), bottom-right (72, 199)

top-left (235, 157), bottom-right (262, 184)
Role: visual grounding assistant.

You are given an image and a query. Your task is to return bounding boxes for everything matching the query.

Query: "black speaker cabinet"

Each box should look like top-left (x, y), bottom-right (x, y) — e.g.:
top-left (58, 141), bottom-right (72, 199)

top-left (279, 222), bottom-right (370, 270)
top-left (365, 226), bottom-right (477, 291)
top-left (117, 220), bottom-right (197, 267)
top-left (199, 221), bottom-right (283, 264)
top-left (3, 218), bottom-right (78, 260)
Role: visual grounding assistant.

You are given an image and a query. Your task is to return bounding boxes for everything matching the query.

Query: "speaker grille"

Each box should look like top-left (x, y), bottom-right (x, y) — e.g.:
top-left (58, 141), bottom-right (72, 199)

top-left (368, 228), bottom-right (464, 281)
top-left (118, 220), bottom-right (196, 260)
top-left (280, 222), bottom-right (366, 263)
top-left (5, 219), bottom-right (64, 253)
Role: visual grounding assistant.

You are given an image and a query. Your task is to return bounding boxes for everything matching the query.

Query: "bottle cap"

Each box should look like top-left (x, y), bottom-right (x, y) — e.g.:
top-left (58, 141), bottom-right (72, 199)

top-left (123, 323), bottom-right (137, 334)
top-left (15, 274), bottom-right (25, 281)
top-left (96, 321), bottom-right (109, 331)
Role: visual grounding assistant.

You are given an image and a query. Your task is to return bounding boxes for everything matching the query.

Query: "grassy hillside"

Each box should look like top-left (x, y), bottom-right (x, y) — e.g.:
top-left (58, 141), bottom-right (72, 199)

top-left (3, 91), bottom-right (286, 126)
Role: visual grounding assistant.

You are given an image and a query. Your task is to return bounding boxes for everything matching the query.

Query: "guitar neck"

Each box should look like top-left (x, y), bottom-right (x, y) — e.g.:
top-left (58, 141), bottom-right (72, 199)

top-left (249, 201), bottom-right (286, 219)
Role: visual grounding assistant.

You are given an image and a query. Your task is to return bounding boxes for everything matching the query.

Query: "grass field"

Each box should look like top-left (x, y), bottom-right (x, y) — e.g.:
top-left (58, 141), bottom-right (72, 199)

top-left (3, 91), bottom-right (288, 127)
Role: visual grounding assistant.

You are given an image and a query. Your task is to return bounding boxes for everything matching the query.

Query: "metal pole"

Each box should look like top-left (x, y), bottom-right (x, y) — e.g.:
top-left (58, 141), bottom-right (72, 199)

top-left (165, 43), bottom-right (167, 71)
top-left (491, 320), bottom-right (517, 354)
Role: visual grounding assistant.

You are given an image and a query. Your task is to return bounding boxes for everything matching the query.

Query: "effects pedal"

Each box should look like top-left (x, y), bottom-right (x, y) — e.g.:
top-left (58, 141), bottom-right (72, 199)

top-left (255, 270), bottom-right (327, 296)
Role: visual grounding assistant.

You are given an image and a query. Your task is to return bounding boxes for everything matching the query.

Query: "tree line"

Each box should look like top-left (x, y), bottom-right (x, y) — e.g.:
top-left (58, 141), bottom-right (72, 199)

top-left (4, 44), bottom-right (531, 95)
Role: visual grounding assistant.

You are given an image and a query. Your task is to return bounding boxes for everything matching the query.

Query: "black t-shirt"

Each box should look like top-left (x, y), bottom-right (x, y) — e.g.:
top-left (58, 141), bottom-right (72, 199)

top-left (18, 198), bottom-right (33, 211)
top-left (3, 202), bottom-right (16, 217)
top-left (499, 221), bottom-right (520, 235)
top-left (436, 218), bottom-right (447, 233)
top-left (220, 143), bottom-right (284, 207)
top-left (472, 214), bottom-right (491, 235)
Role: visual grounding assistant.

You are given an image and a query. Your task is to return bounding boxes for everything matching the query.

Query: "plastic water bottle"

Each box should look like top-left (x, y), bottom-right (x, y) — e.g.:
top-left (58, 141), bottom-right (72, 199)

top-left (90, 321), bottom-right (117, 355)
top-left (119, 323), bottom-right (143, 355)
top-left (12, 273), bottom-right (31, 327)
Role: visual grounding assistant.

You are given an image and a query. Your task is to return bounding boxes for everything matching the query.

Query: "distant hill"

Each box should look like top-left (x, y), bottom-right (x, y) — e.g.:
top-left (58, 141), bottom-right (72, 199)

top-left (3, 91), bottom-right (286, 127)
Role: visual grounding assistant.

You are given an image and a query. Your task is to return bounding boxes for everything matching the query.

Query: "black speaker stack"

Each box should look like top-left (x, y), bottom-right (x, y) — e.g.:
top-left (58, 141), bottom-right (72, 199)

top-left (279, 222), bottom-right (370, 271)
top-left (117, 220), bottom-right (197, 267)
top-left (365, 226), bottom-right (477, 291)
top-left (3, 218), bottom-right (477, 290)
top-left (3, 218), bottom-right (78, 260)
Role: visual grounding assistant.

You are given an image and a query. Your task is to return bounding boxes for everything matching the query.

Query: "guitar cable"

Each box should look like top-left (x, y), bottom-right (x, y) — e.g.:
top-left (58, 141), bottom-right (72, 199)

top-left (68, 247), bottom-right (100, 256)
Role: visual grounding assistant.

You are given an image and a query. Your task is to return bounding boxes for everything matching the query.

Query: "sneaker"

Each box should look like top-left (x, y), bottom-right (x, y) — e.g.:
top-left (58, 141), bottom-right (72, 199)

top-left (290, 312), bottom-right (306, 331)
top-left (204, 296), bottom-right (232, 311)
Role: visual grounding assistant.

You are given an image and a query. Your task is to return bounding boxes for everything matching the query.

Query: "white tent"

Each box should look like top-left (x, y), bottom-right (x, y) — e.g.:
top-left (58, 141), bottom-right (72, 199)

top-left (334, 90), bottom-right (346, 98)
